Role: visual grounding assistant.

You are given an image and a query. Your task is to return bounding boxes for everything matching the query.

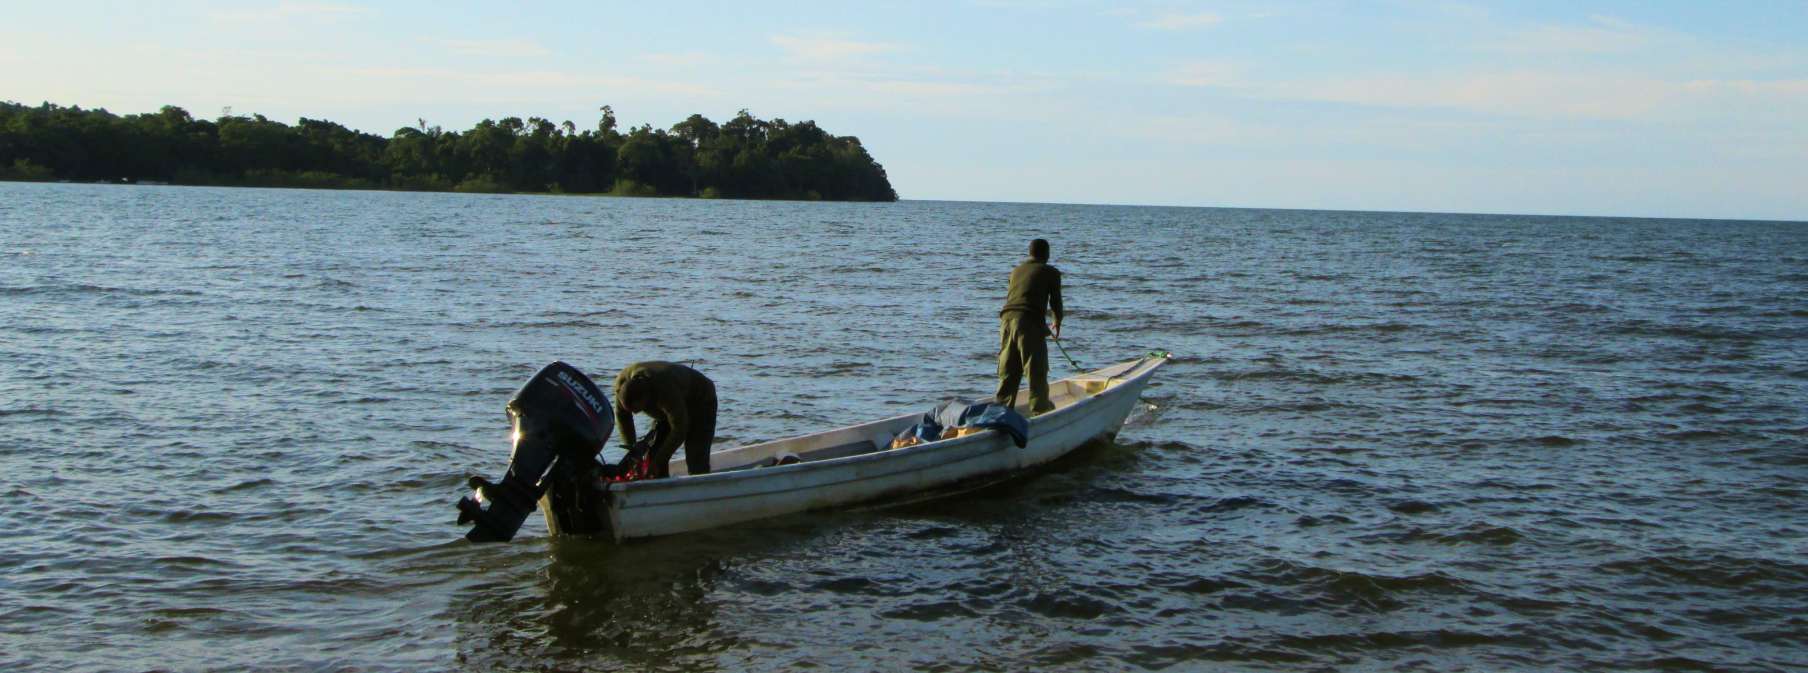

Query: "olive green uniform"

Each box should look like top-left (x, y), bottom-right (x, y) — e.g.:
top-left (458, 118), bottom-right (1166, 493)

top-left (613, 361), bottom-right (717, 478)
top-left (996, 258), bottom-right (1064, 414)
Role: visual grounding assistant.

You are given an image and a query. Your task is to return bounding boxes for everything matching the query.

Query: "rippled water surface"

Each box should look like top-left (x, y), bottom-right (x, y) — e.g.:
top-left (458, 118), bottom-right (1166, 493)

top-left (2, 183), bottom-right (1805, 672)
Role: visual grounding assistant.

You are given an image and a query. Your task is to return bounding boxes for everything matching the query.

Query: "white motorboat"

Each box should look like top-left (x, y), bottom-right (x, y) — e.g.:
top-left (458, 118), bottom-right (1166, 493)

top-left (458, 353), bottom-right (1170, 542)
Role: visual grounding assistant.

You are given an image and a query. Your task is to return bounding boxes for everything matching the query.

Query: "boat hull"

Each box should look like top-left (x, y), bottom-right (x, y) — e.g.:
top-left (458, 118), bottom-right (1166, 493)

top-left (545, 354), bottom-right (1167, 541)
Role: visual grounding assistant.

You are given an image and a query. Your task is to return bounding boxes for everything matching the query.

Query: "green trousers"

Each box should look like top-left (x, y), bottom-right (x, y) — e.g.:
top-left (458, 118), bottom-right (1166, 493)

top-left (651, 380), bottom-right (716, 478)
top-left (995, 314), bottom-right (1053, 414)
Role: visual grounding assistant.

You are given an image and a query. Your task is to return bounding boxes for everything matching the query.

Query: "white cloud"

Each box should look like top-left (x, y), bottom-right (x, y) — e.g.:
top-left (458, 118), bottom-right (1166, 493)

top-left (747, 64), bottom-right (1069, 121)
top-left (1120, 114), bottom-right (1258, 145)
top-left (974, 0), bottom-right (1090, 9)
top-left (1248, 69), bottom-right (1808, 123)
top-left (1136, 11), bottom-right (1223, 30)
top-left (770, 35), bottom-right (900, 60)
top-left (1484, 15), bottom-right (1657, 55)
top-left (422, 39), bottom-right (551, 59)
top-left (1692, 78), bottom-right (1808, 98)
top-left (338, 66), bottom-right (720, 100)
top-left (1266, 71), bottom-right (1671, 120)
top-left (637, 52), bottom-right (716, 68)
top-left (1166, 61), bottom-right (1242, 88)
top-left (861, 80), bottom-right (1002, 97)
top-left (210, 2), bottom-right (373, 24)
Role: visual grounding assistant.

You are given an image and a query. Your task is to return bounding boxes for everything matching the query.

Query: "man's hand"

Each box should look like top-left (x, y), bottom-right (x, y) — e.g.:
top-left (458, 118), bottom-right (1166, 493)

top-left (1051, 322), bottom-right (1062, 340)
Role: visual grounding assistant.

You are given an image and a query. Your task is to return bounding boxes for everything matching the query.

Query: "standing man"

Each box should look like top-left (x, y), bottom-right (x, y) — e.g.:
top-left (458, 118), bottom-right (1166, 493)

top-left (612, 361), bottom-right (717, 478)
top-left (996, 238), bottom-right (1064, 415)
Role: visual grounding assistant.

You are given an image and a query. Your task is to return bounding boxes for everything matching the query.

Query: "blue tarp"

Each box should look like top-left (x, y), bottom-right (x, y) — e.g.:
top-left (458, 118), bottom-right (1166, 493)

top-left (896, 398), bottom-right (1030, 448)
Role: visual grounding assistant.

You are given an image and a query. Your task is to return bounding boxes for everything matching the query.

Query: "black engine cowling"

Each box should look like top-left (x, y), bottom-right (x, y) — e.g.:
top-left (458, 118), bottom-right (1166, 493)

top-left (457, 361), bottom-right (612, 542)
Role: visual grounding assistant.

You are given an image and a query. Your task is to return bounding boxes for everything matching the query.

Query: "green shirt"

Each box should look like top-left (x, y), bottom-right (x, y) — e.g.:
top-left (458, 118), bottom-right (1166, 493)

top-left (999, 258), bottom-right (1063, 329)
top-left (612, 361), bottom-right (711, 455)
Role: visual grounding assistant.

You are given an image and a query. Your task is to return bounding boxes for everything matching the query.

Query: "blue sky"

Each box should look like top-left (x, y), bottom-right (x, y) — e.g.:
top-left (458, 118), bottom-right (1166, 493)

top-left (4, 1), bottom-right (1805, 219)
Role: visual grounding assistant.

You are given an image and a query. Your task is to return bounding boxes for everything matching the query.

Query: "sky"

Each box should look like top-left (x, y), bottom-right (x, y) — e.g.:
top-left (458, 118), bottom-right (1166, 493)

top-left (3, 1), bottom-right (1805, 220)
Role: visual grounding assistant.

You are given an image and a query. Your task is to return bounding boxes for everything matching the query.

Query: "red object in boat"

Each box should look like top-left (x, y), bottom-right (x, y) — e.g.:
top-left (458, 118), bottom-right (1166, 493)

top-left (605, 455), bottom-right (653, 482)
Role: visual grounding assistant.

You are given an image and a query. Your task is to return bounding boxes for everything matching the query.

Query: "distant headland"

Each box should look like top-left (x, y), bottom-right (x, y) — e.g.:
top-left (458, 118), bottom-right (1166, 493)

top-left (0, 101), bottom-right (898, 202)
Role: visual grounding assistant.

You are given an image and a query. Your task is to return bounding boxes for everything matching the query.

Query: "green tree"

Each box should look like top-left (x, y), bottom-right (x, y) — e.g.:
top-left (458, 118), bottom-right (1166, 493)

top-left (0, 100), bottom-right (896, 200)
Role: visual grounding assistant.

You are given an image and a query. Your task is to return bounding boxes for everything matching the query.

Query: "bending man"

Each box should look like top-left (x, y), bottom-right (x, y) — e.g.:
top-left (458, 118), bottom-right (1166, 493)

top-left (995, 238), bottom-right (1064, 415)
top-left (613, 361), bottom-right (717, 478)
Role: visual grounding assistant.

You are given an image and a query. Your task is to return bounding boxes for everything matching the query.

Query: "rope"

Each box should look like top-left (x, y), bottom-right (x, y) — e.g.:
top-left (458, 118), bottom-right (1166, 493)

top-left (1108, 349), bottom-right (1172, 386)
top-left (1052, 336), bottom-right (1082, 372)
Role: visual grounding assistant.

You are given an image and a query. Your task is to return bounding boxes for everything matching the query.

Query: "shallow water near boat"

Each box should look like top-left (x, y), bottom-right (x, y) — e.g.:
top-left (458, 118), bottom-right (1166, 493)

top-left (1, 183), bottom-right (1803, 671)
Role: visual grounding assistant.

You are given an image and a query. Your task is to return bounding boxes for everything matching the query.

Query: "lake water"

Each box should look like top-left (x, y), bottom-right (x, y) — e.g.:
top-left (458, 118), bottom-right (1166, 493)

top-left (1, 182), bottom-right (1804, 672)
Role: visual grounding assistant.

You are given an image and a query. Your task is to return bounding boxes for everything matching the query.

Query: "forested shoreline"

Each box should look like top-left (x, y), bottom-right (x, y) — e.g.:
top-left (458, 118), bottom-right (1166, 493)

top-left (0, 102), bottom-right (897, 201)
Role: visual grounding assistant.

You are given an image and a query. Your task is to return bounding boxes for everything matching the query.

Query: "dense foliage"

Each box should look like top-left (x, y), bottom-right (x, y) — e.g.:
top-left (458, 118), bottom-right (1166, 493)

top-left (0, 102), bottom-right (897, 201)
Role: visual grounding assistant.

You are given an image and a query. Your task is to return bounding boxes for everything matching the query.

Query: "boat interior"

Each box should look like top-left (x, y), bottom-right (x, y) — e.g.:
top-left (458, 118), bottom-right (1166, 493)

top-left (656, 359), bottom-right (1148, 478)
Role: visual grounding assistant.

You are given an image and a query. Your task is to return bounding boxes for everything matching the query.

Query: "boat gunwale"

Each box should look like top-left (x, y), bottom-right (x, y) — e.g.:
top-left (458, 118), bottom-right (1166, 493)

top-left (605, 354), bottom-right (1167, 496)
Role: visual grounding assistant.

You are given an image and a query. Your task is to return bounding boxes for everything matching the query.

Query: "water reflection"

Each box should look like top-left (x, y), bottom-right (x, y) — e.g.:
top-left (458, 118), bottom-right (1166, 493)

top-left (448, 519), bottom-right (829, 671)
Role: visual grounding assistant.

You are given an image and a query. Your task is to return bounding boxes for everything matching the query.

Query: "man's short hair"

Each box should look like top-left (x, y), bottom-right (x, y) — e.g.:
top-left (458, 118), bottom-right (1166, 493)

top-left (1029, 238), bottom-right (1050, 261)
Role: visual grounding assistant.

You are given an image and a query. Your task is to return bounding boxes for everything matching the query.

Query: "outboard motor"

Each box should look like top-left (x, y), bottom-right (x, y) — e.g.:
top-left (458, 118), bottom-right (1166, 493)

top-left (457, 361), bottom-right (612, 542)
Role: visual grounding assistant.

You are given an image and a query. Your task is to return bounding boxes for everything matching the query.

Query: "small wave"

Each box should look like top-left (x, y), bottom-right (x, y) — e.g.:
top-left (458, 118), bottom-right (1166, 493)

top-left (1020, 591), bottom-right (1117, 620)
top-left (820, 360), bottom-right (872, 374)
top-left (1267, 628), bottom-right (1502, 655)
top-left (1217, 320), bottom-right (1266, 329)
top-left (1460, 398), bottom-right (1540, 408)
top-left (151, 606), bottom-right (232, 617)
top-left (1597, 554), bottom-right (1808, 590)
top-left (809, 576), bottom-right (906, 596)
top-left (1548, 302), bottom-right (1611, 314)
top-left (0, 283), bottom-right (204, 298)
top-left (215, 478), bottom-right (275, 493)
top-left (1243, 559), bottom-right (1471, 612)
top-left (1198, 495), bottom-right (1266, 512)
top-left (1619, 656), bottom-right (1724, 671)
top-left (1318, 477), bottom-right (1381, 495)
top-left (1660, 429), bottom-right (1732, 441)
top-left (1610, 320), bottom-right (1759, 341)
top-left (1210, 368), bottom-right (1411, 386)
top-left (1117, 439), bottom-right (1200, 453)
top-left (1295, 514), bottom-right (1355, 527)
top-left (905, 525), bottom-right (962, 541)
top-left (156, 556), bottom-right (238, 568)
top-left (486, 319), bottom-right (604, 329)
top-left (0, 407), bottom-right (65, 418)
top-left (1150, 574), bottom-right (1248, 595)
top-left (878, 598), bottom-right (981, 621)
top-left (1212, 368), bottom-right (1339, 385)
top-left (163, 510), bottom-right (234, 523)
top-left (1386, 499), bottom-right (1440, 514)
top-left (1394, 523), bottom-right (1525, 546)
top-left (1253, 400), bottom-right (1337, 413)
top-left (410, 440), bottom-right (474, 455)
top-left (1089, 486), bottom-right (1180, 505)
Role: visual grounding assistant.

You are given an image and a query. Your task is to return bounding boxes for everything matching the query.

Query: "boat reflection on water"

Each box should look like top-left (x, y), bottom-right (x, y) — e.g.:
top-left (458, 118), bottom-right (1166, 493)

top-left (446, 519), bottom-right (822, 670)
top-left (445, 433), bottom-right (1154, 670)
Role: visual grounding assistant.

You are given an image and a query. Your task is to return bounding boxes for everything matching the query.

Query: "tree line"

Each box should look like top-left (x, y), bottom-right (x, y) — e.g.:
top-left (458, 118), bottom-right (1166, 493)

top-left (0, 101), bottom-right (898, 201)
